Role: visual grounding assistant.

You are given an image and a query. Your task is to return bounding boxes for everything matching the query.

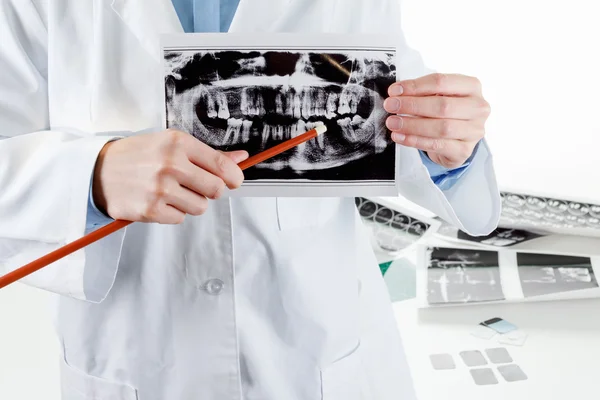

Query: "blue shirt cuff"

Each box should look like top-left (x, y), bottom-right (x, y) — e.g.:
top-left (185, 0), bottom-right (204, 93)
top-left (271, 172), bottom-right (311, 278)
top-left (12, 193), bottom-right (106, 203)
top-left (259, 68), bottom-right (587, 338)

top-left (419, 141), bottom-right (480, 191)
top-left (86, 173), bottom-right (114, 234)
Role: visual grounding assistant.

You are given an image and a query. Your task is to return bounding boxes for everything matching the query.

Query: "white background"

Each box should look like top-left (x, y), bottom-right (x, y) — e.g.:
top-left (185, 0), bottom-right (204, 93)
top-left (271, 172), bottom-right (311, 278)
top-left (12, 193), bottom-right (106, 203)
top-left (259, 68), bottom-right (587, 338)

top-left (401, 0), bottom-right (600, 202)
top-left (1, 1), bottom-right (599, 399)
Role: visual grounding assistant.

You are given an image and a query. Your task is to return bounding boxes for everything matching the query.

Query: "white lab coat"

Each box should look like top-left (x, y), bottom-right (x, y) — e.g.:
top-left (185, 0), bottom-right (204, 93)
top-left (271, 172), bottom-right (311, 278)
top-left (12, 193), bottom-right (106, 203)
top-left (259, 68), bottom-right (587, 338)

top-left (0, 1), bottom-right (501, 399)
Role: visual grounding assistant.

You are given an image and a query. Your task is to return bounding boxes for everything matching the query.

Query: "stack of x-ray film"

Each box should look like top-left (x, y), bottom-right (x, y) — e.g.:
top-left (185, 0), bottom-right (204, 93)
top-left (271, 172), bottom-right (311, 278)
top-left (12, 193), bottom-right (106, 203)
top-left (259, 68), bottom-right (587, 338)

top-left (358, 192), bottom-right (600, 308)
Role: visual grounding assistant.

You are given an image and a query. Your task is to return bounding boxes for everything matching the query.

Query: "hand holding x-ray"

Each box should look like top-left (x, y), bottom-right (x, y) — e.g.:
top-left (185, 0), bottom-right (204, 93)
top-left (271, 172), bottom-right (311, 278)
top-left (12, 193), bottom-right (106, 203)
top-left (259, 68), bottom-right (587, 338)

top-left (384, 73), bottom-right (491, 169)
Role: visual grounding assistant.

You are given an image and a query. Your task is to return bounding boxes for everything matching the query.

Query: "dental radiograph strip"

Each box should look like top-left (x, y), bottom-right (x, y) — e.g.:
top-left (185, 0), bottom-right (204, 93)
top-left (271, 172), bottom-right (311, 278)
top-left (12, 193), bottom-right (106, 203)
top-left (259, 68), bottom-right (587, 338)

top-left (162, 34), bottom-right (398, 196)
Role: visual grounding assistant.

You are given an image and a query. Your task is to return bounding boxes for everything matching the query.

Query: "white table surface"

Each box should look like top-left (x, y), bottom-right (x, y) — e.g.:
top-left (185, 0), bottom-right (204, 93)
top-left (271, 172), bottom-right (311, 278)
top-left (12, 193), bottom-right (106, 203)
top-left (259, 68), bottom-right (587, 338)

top-left (393, 294), bottom-right (600, 400)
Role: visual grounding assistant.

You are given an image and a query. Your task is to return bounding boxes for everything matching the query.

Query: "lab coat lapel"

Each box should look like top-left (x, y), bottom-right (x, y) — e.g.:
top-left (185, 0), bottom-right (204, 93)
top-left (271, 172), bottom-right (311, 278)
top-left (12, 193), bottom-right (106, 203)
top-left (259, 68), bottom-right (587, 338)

top-left (110, 0), bottom-right (183, 60)
top-left (230, 0), bottom-right (360, 33)
top-left (267, 0), bottom-right (332, 32)
top-left (230, 0), bottom-right (303, 32)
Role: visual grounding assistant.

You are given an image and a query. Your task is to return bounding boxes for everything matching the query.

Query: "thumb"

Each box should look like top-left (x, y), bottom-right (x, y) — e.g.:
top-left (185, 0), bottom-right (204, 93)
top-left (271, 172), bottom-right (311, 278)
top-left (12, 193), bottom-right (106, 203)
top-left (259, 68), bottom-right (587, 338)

top-left (221, 150), bottom-right (249, 164)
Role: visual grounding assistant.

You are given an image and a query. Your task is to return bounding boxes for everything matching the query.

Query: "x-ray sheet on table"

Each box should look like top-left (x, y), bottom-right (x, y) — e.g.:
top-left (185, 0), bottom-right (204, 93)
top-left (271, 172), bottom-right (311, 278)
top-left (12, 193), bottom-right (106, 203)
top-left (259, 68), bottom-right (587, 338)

top-left (355, 197), bottom-right (441, 259)
top-left (161, 33), bottom-right (398, 197)
top-left (434, 218), bottom-right (600, 256)
top-left (416, 245), bottom-right (600, 308)
top-left (436, 222), bottom-right (545, 248)
top-left (517, 253), bottom-right (598, 298)
top-left (423, 247), bottom-right (505, 305)
top-left (498, 191), bottom-right (600, 238)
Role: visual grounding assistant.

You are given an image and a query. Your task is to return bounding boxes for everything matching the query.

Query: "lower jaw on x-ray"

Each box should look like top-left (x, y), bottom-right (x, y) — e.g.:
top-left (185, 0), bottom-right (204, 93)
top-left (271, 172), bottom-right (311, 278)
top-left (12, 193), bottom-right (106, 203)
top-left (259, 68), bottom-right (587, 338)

top-left (164, 50), bottom-right (396, 182)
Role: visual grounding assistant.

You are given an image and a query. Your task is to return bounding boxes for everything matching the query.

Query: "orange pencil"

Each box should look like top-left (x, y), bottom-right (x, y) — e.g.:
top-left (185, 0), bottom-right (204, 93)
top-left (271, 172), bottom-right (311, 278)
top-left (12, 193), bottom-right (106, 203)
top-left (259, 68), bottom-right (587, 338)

top-left (0, 125), bottom-right (327, 290)
top-left (238, 124), bottom-right (326, 170)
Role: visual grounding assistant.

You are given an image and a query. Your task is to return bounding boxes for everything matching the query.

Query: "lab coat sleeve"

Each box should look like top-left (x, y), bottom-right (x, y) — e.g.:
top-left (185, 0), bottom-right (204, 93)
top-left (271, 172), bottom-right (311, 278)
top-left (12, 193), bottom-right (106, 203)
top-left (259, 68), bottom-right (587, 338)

top-left (367, 0), bottom-right (502, 236)
top-left (0, 1), bottom-right (126, 302)
top-left (419, 147), bottom-right (475, 190)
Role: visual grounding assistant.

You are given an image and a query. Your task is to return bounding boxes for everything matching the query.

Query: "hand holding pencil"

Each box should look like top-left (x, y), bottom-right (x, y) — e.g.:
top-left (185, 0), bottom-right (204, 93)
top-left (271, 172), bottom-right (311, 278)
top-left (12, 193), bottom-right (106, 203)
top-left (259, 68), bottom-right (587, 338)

top-left (0, 124), bottom-right (327, 289)
top-left (92, 129), bottom-right (249, 225)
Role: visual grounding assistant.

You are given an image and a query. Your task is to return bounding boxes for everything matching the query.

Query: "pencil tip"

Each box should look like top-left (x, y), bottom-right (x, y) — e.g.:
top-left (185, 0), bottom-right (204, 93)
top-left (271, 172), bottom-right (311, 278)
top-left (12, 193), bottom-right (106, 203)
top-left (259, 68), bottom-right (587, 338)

top-left (315, 124), bottom-right (327, 135)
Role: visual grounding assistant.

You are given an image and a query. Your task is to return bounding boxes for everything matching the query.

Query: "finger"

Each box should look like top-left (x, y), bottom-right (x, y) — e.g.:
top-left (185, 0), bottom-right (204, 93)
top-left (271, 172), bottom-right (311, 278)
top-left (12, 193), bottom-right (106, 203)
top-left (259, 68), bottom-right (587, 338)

top-left (386, 116), bottom-right (484, 141)
top-left (388, 73), bottom-right (482, 97)
top-left (221, 150), bottom-right (249, 164)
top-left (141, 201), bottom-right (186, 225)
top-left (155, 205), bottom-right (186, 225)
top-left (184, 138), bottom-right (245, 189)
top-left (383, 95), bottom-right (489, 120)
top-left (173, 160), bottom-right (228, 200)
top-left (165, 185), bottom-right (209, 216)
top-left (391, 133), bottom-right (475, 168)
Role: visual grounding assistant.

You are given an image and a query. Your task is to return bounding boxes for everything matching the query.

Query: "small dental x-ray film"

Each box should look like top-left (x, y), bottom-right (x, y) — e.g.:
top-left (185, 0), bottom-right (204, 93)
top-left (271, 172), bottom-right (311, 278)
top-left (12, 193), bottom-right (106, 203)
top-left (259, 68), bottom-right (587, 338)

top-left (161, 34), bottom-right (398, 196)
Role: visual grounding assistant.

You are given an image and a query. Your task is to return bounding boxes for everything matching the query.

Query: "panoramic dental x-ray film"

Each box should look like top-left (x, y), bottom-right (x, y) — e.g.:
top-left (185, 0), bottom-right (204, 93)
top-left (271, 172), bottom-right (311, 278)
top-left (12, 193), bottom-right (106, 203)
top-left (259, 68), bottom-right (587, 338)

top-left (161, 34), bottom-right (398, 196)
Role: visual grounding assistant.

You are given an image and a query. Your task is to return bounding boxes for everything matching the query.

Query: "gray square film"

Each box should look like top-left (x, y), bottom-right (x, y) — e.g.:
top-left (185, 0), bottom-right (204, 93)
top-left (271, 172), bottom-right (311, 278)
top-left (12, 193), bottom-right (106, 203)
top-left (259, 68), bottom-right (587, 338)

top-left (485, 348), bottom-right (513, 364)
top-left (470, 368), bottom-right (498, 385)
top-left (497, 364), bottom-right (528, 382)
top-left (427, 248), bottom-right (505, 304)
top-left (459, 350), bottom-right (487, 367)
top-left (429, 353), bottom-right (455, 370)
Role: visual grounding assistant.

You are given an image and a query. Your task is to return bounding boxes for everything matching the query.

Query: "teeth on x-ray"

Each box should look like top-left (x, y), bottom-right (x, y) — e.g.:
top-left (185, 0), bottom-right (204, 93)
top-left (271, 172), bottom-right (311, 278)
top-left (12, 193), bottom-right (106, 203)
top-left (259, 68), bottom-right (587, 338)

top-left (217, 92), bottom-right (230, 119)
top-left (164, 49), bottom-right (396, 181)
top-left (325, 92), bottom-right (338, 119)
top-left (224, 118), bottom-right (243, 145)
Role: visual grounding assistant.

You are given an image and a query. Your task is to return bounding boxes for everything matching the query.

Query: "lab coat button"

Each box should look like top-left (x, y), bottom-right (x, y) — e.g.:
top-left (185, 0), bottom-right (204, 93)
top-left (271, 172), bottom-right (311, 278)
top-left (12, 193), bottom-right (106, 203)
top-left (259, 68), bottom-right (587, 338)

top-left (204, 279), bottom-right (224, 295)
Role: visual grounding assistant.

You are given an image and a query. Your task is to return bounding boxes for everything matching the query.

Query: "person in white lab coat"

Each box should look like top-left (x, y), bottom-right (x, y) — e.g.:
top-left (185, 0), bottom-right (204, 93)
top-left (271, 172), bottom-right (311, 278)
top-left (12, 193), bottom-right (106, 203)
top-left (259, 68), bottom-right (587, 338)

top-left (0, 1), bottom-right (500, 399)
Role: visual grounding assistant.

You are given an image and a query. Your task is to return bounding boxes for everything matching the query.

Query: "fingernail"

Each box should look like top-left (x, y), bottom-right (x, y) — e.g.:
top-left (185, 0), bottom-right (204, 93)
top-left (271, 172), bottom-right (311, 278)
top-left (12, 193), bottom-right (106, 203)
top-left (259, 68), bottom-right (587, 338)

top-left (389, 84), bottom-right (404, 96)
top-left (386, 116), bottom-right (403, 131)
top-left (392, 133), bottom-right (406, 142)
top-left (233, 151), bottom-right (249, 163)
top-left (384, 97), bottom-right (400, 113)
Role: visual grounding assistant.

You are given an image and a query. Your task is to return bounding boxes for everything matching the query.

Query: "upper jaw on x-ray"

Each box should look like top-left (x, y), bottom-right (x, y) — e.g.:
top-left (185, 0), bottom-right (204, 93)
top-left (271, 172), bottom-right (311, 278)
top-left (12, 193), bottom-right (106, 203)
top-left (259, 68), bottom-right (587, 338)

top-left (165, 50), bottom-right (396, 171)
